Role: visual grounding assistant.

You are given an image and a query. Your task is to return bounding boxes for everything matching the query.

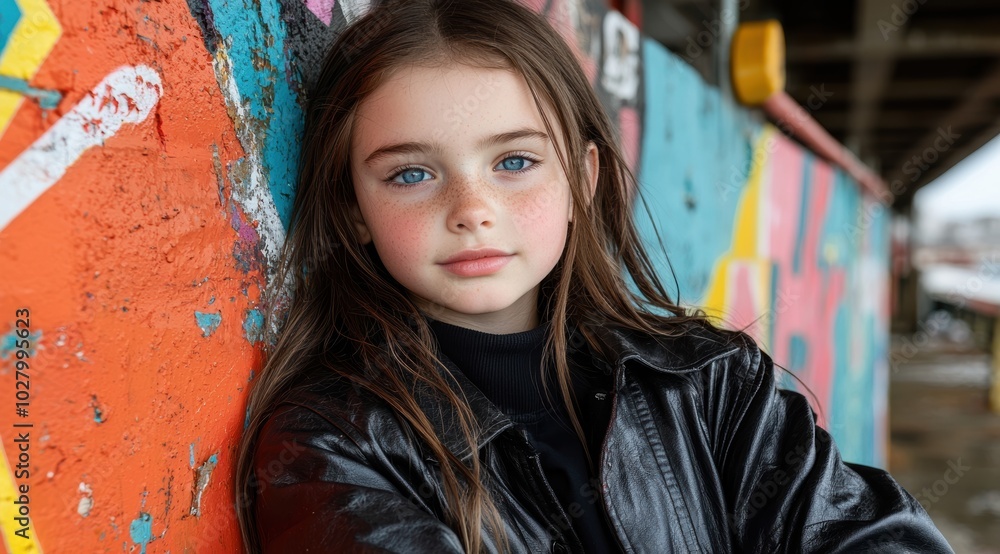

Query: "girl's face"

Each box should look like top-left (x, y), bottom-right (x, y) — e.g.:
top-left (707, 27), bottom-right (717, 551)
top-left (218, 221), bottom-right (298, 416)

top-left (350, 63), bottom-right (597, 334)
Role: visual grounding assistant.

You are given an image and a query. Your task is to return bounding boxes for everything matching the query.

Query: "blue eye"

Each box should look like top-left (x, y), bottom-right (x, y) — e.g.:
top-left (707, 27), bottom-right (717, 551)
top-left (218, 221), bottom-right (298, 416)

top-left (383, 153), bottom-right (541, 188)
top-left (498, 156), bottom-right (527, 171)
top-left (385, 166), bottom-right (431, 186)
top-left (495, 153), bottom-right (540, 173)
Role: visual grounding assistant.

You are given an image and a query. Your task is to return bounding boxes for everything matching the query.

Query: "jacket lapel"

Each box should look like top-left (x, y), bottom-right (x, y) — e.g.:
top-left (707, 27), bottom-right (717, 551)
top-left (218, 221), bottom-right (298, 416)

top-left (411, 349), bottom-right (515, 464)
top-left (588, 321), bottom-right (743, 373)
top-left (411, 319), bottom-right (742, 464)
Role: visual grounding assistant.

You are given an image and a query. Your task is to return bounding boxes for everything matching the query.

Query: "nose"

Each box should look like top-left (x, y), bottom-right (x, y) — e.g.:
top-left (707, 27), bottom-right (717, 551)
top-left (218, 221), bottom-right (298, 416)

top-left (445, 177), bottom-right (496, 233)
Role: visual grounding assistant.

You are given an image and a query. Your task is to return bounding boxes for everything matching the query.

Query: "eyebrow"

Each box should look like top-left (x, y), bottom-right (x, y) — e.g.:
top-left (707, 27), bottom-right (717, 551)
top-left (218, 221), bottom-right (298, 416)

top-left (362, 128), bottom-right (550, 167)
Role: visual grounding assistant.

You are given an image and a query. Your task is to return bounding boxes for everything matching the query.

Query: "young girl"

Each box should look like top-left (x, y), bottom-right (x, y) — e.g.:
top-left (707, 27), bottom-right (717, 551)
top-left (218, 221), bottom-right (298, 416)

top-left (234, 0), bottom-right (953, 552)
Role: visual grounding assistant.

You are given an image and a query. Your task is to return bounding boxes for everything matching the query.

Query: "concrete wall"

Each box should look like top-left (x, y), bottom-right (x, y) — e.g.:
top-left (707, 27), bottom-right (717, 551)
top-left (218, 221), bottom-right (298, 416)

top-left (0, 0), bottom-right (888, 551)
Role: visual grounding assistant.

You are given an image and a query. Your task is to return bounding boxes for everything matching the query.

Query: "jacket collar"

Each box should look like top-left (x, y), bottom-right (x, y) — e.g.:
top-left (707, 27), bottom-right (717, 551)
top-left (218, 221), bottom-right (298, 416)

top-left (588, 320), bottom-right (743, 373)
top-left (415, 319), bottom-right (743, 464)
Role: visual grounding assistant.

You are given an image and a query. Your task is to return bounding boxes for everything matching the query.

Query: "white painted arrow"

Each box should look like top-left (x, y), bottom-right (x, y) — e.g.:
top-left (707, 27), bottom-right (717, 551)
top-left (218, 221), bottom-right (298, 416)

top-left (0, 64), bottom-right (162, 230)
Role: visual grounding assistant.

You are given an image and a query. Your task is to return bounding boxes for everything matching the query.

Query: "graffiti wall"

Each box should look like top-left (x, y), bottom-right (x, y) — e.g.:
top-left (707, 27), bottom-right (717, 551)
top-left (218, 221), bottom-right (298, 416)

top-left (0, 0), bottom-right (887, 551)
top-left (636, 41), bottom-right (891, 469)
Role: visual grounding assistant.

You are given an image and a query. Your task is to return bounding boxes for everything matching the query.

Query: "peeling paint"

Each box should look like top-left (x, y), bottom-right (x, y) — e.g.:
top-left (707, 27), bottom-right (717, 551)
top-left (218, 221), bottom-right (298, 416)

top-left (1, 326), bottom-right (41, 362)
top-left (242, 308), bottom-right (263, 343)
top-left (0, 65), bottom-right (163, 228)
top-left (190, 453), bottom-right (218, 517)
top-left (129, 512), bottom-right (153, 554)
top-left (78, 482), bottom-right (94, 518)
top-left (90, 394), bottom-right (106, 424)
top-left (193, 0), bottom-right (301, 231)
top-left (194, 310), bottom-right (222, 337)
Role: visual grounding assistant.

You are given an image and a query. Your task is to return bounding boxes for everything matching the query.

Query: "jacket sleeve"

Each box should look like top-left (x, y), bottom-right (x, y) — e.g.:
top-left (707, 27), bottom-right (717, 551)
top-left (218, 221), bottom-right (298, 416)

top-left (251, 401), bottom-right (464, 554)
top-left (711, 334), bottom-right (954, 553)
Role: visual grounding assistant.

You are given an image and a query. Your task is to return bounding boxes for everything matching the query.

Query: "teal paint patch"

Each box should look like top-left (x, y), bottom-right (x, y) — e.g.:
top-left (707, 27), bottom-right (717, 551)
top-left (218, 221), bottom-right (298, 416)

top-left (792, 153), bottom-right (814, 274)
top-left (0, 75), bottom-right (62, 110)
top-left (788, 334), bottom-right (807, 373)
top-left (1, 327), bottom-right (41, 360)
top-left (190, 443), bottom-right (196, 469)
top-left (129, 512), bottom-right (153, 554)
top-left (830, 303), bottom-right (878, 466)
top-left (202, 0), bottom-right (303, 229)
top-left (637, 37), bottom-right (756, 305)
top-left (768, 259), bottom-right (780, 354)
top-left (0, 0), bottom-right (21, 53)
top-left (194, 311), bottom-right (222, 337)
top-left (90, 394), bottom-right (105, 423)
top-left (819, 168), bottom-right (856, 269)
top-left (208, 296), bottom-right (216, 304)
top-left (243, 309), bottom-right (264, 343)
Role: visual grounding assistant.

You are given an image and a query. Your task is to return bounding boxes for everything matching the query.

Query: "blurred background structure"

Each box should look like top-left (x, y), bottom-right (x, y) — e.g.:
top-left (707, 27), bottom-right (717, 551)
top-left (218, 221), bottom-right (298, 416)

top-left (623, 0), bottom-right (1000, 550)
top-left (0, 0), bottom-right (997, 552)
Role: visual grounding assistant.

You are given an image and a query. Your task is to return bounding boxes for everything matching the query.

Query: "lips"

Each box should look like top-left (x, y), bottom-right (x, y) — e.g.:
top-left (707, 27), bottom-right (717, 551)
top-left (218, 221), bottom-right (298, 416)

top-left (439, 248), bottom-right (512, 265)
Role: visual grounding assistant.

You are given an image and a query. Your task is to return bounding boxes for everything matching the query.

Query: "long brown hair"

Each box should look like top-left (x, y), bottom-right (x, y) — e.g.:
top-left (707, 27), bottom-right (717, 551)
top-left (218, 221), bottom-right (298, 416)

top-left (234, 0), bottom-right (755, 551)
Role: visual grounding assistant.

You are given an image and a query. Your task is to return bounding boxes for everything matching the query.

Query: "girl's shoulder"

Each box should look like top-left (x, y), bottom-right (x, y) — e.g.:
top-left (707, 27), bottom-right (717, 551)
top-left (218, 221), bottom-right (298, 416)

top-left (586, 316), bottom-right (757, 375)
top-left (592, 318), bottom-right (776, 409)
top-left (260, 364), bottom-right (400, 444)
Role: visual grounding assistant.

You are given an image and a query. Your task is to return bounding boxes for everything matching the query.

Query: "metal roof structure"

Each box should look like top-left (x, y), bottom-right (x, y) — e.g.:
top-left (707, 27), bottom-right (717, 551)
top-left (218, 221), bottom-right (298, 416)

top-left (642, 0), bottom-right (1000, 211)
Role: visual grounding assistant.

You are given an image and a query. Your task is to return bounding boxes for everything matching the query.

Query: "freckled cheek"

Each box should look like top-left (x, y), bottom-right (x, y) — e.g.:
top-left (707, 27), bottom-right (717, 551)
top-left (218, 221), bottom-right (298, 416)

top-left (514, 183), bottom-right (569, 248)
top-left (513, 182), bottom-right (570, 230)
top-left (370, 206), bottom-right (435, 268)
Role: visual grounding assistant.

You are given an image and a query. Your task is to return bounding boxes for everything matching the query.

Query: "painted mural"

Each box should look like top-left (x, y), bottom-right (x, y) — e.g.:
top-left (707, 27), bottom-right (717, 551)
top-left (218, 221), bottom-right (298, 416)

top-left (0, 0), bottom-right (887, 551)
top-left (636, 41), bottom-right (890, 469)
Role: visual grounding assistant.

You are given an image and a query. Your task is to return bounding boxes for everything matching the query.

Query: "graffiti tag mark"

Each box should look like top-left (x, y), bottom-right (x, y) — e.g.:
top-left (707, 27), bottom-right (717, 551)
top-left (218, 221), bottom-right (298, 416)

top-left (0, 64), bottom-right (162, 230)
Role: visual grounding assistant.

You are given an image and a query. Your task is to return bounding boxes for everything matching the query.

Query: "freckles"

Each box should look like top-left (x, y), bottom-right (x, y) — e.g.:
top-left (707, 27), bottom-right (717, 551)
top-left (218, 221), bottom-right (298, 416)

top-left (517, 181), bottom-right (568, 223)
top-left (376, 202), bottom-right (433, 255)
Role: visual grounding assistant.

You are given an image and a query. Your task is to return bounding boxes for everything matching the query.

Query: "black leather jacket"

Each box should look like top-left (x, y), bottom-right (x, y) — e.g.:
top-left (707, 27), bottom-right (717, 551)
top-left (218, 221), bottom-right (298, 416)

top-left (251, 321), bottom-right (953, 553)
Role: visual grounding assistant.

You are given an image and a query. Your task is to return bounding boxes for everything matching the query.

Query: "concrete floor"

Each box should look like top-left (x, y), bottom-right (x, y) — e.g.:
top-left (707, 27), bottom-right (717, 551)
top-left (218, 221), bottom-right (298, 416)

top-left (888, 334), bottom-right (1000, 553)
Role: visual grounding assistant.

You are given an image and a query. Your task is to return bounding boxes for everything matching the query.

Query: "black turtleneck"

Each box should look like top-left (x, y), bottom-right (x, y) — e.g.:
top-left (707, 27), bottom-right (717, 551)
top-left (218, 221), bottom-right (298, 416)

top-left (426, 316), bottom-right (620, 553)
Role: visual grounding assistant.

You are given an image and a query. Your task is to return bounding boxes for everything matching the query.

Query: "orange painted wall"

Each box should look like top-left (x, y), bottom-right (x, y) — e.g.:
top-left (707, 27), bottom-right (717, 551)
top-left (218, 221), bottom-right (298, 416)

top-left (0, 0), bottom-right (259, 551)
top-left (3, 0), bottom-right (625, 550)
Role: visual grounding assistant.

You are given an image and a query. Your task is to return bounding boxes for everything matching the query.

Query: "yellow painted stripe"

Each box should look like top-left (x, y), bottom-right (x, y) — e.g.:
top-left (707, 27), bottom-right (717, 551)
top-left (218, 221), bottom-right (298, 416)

top-left (0, 0), bottom-right (62, 136)
top-left (0, 433), bottom-right (43, 553)
top-left (700, 127), bottom-right (776, 347)
top-left (731, 127), bottom-right (769, 258)
top-left (0, 89), bottom-right (23, 138)
top-left (0, 0), bottom-right (62, 77)
top-left (701, 257), bottom-right (729, 320)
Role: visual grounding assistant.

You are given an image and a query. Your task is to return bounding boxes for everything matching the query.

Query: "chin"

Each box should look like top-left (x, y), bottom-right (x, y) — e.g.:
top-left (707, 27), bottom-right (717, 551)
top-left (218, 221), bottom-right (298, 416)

top-left (447, 302), bottom-right (514, 315)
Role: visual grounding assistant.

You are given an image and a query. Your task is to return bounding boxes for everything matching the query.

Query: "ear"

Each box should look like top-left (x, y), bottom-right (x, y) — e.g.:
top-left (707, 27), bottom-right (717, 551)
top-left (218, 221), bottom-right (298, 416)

top-left (350, 203), bottom-right (372, 245)
top-left (571, 141), bottom-right (600, 222)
